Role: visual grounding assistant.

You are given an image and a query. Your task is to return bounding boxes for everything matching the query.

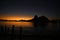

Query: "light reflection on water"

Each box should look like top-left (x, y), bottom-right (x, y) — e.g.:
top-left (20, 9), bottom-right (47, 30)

top-left (0, 21), bottom-right (33, 27)
top-left (0, 21), bottom-right (59, 30)
top-left (0, 21), bottom-right (60, 35)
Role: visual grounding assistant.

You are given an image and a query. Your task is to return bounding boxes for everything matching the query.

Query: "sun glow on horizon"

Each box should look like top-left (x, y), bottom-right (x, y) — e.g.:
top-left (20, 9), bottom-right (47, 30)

top-left (0, 16), bottom-right (33, 20)
top-left (0, 15), bottom-right (60, 20)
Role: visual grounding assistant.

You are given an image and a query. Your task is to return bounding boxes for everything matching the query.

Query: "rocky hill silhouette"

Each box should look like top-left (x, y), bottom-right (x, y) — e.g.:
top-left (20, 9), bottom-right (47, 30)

top-left (38, 16), bottom-right (49, 23)
top-left (31, 15), bottom-right (49, 23)
top-left (29, 15), bottom-right (49, 27)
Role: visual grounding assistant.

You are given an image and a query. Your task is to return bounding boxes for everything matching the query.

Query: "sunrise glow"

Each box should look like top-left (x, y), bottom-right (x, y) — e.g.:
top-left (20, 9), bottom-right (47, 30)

top-left (0, 16), bottom-right (33, 20)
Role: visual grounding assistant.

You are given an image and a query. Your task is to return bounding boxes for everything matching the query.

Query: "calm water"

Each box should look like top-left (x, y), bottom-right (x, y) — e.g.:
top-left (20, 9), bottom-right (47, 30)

top-left (0, 21), bottom-right (60, 30)
top-left (0, 21), bottom-right (33, 27)
top-left (0, 22), bottom-right (60, 35)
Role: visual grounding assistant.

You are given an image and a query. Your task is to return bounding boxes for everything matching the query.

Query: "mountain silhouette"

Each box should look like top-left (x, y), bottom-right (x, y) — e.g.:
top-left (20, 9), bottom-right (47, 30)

top-left (32, 15), bottom-right (39, 23)
top-left (32, 15), bottom-right (39, 27)
top-left (31, 15), bottom-right (49, 27)
top-left (38, 16), bottom-right (49, 27)
top-left (38, 16), bottom-right (49, 23)
top-left (31, 15), bottom-right (49, 23)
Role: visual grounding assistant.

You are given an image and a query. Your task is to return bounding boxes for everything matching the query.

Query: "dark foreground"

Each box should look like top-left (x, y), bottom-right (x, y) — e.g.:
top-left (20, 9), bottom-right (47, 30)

top-left (0, 32), bottom-right (60, 40)
top-left (0, 25), bottom-right (60, 40)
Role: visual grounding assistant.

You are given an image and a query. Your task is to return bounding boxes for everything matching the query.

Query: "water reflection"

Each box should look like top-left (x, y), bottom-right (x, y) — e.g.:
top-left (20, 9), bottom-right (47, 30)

top-left (0, 21), bottom-right (59, 30)
top-left (0, 21), bottom-right (33, 27)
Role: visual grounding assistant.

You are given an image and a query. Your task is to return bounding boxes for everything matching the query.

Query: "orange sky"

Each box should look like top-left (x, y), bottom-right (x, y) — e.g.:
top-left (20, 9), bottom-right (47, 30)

top-left (0, 15), bottom-right (33, 20)
top-left (0, 15), bottom-right (60, 20)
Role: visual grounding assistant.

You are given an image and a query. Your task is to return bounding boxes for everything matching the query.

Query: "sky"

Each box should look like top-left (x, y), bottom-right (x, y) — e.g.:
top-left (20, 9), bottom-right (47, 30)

top-left (0, 0), bottom-right (60, 20)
